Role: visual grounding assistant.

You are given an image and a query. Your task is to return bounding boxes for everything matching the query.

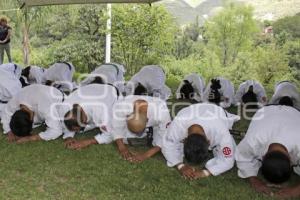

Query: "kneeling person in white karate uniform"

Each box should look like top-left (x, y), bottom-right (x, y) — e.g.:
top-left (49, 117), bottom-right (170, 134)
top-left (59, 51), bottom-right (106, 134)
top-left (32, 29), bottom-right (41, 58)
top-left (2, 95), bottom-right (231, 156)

top-left (269, 81), bottom-right (300, 110)
top-left (235, 105), bottom-right (300, 198)
top-left (62, 84), bottom-right (119, 150)
top-left (125, 65), bottom-right (171, 100)
top-left (235, 80), bottom-right (267, 108)
top-left (0, 63), bottom-right (22, 79)
top-left (21, 65), bottom-right (45, 85)
top-left (80, 63), bottom-right (126, 94)
top-left (162, 103), bottom-right (239, 180)
top-left (176, 73), bottom-right (205, 102)
top-left (0, 68), bottom-right (22, 116)
top-left (42, 62), bottom-right (75, 93)
top-left (0, 63), bottom-right (26, 87)
top-left (112, 95), bottom-right (171, 163)
top-left (204, 77), bottom-right (235, 108)
top-left (1, 85), bottom-right (64, 143)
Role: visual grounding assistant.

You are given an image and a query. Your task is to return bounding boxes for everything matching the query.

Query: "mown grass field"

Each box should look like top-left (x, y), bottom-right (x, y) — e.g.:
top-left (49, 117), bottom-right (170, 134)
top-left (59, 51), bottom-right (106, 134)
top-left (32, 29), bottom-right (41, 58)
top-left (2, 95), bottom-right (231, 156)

top-left (0, 100), bottom-right (299, 199)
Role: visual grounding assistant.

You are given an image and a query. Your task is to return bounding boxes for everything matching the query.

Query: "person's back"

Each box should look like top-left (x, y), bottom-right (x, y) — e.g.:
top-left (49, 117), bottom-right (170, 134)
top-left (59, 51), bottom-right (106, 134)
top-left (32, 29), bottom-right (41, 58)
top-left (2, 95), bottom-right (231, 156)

top-left (126, 65), bottom-right (170, 99)
top-left (80, 63), bottom-right (125, 91)
top-left (270, 81), bottom-right (300, 110)
top-left (176, 73), bottom-right (205, 102)
top-left (61, 84), bottom-right (119, 143)
top-left (0, 63), bottom-right (22, 79)
top-left (0, 68), bottom-right (22, 115)
top-left (235, 105), bottom-right (300, 183)
top-left (204, 77), bottom-right (235, 108)
top-left (42, 62), bottom-right (75, 92)
top-left (28, 66), bottom-right (45, 84)
top-left (1, 85), bottom-right (64, 138)
top-left (235, 80), bottom-right (267, 106)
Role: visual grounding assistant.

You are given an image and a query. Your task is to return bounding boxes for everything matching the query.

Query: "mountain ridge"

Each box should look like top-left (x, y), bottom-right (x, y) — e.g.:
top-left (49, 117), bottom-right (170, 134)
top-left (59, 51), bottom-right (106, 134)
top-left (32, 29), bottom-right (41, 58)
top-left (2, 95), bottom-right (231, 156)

top-left (158, 0), bottom-right (300, 25)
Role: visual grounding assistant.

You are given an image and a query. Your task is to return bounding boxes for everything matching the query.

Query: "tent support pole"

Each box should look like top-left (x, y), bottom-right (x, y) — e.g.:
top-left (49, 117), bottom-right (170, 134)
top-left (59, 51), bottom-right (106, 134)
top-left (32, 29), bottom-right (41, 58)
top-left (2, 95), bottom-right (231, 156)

top-left (105, 3), bottom-right (112, 63)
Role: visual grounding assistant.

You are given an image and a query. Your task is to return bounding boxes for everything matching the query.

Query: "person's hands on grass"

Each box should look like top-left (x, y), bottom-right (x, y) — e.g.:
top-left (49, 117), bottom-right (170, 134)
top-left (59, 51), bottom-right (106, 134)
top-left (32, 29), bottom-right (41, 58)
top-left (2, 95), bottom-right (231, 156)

top-left (275, 185), bottom-right (300, 199)
top-left (249, 177), bottom-right (273, 196)
top-left (119, 148), bottom-right (134, 160)
top-left (64, 138), bottom-right (77, 147)
top-left (7, 131), bottom-right (19, 142)
top-left (67, 139), bottom-right (97, 150)
top-left (129, 152), bottom-right (148, 163)
top-left (128, 146), bottom-right (161, 164)
top-left (16, 135), bottom-right (41, 144)
top-left (178, 164), bottom-right (203, 180)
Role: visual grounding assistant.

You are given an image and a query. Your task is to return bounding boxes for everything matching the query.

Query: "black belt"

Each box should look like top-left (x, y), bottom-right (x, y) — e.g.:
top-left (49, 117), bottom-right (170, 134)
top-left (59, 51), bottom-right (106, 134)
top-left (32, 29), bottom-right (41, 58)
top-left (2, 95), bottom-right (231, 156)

top-left (57, 62), bottom-right (72, 71)
top-left (59, 90), bottom-right (65, 102)
top-left (106, 63), bottom-right (120, 75)
top-left (146, 127), bottom-right (154, 147)
top-left (107, 83), bottom-right (120, 97)
top-left (0, 100), bottom-right (8, 104)
top-left (14, 64), bottom-right (18, 74)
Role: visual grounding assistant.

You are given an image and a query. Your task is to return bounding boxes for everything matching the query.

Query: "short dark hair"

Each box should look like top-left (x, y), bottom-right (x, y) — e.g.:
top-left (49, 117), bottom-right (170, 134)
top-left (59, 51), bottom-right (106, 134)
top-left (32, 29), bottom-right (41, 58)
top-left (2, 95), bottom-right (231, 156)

top-left (242, 86), bottom-right (258, 109)
top-left (184, 134), bottom-right (209, 164)
top-left (134, 83), bottom-right (147, 95)
top-left (21, 66), bottom-right (31, 78)
top-left (19, 77), bottom-right (30, 88)
top-left (9, 110), bottom-right (33, 137)
top-left (90, 76), bottom-right (104, 84)
top-left (279, 96), bottom-right (294, 107)
top-left (209, 79), bottom-right (221, 105)
top-left (63, 104), bottom-right (82, 131)
top-left (45, 80), bottom-right (53, 86)
top-left (261, 151), bottom-right (292, 184)
top-left (180, 80), bottom-right (194, 99)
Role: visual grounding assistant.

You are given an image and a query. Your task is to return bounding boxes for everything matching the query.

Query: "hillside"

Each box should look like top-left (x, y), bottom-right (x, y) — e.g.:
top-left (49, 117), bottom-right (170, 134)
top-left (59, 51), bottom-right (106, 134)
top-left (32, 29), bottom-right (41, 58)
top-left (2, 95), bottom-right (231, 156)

top-left (158, 0), bottom-right (300, 25)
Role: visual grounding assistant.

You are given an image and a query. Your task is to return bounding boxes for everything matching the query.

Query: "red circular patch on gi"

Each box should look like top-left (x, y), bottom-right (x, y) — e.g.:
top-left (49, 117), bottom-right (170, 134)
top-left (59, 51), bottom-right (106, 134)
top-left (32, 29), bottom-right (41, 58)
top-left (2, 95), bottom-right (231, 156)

top-left (222, 147), bottom-right (232, 156)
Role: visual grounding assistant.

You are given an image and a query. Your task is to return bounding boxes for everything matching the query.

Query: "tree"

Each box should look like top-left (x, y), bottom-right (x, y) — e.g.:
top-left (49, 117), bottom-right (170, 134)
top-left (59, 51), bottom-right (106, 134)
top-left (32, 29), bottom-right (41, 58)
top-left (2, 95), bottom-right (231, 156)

top-left (283, 40), bottom-right (300, 82)
top-left (172, 17), bottom-right (204, 60)
top-left (33, 5), bottom-right (107, 72)
top-left (112, 5), bottom-right (176, 76)
top-left (204, 3), bottom-right (259, 67)
top-left (273, 13), bottom-right (300, 39)
top-left (252, 46), bottom-right (294, 92)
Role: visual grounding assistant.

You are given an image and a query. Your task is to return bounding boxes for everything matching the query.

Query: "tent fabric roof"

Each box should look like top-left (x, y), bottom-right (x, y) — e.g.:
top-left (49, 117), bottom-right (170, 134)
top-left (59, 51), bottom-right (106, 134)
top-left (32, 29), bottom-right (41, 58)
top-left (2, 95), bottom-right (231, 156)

top-left (22, 0), bottom-right (160, 7)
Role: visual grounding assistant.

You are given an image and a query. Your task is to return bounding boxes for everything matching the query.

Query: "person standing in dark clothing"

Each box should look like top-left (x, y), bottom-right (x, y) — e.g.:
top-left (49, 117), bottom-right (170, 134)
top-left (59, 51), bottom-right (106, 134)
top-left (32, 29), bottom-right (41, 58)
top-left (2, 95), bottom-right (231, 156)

top-left (0, 16), bottom-right (12, 64)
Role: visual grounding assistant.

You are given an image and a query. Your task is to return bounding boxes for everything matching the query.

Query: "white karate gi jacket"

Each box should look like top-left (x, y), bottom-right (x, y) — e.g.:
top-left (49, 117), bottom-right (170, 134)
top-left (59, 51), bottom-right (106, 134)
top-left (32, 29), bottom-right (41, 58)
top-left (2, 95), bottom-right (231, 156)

top-left (1, 85), bottom-right (64, 140)
top-left (235, 105), bottom-right (300, 178)
top-left (42, 62), bottom-right (75, 92)
top-left (162, 103), bottom-right (240, 176)
top-left (27, 66), bottom-right (45, 84)
top-left (125, 65), bottom-right (171, 100)
top-left (269, 81), bottom-right (300, 110)
top-left (0, 63), bottom-right (22, 79)
top-left (203, 77), bottom-right (235, 108)
top-left (176, 73), bottom-right (206, 102)
top-left (112, 95), bottom-right (171, 148)
top-left (235, 80), bottom-right (267, 105)
top-left (61, 84), bottom-right (119, 144)
top-left (0, 69), bottom-right (22, 116)
top-left (80, 63), bottom-right (125, 93)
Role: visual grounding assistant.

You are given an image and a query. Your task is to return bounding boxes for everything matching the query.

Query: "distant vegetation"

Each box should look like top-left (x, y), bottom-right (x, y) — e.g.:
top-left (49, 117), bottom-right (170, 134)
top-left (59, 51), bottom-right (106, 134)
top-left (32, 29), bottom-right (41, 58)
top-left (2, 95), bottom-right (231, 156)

top-left (0, 1), bottom-right (299, 94)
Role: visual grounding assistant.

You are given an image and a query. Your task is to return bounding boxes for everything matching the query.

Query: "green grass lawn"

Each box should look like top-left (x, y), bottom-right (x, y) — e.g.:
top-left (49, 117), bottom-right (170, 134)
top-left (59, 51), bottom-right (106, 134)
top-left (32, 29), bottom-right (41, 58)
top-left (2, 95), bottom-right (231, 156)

top-left (0, 101), bottom-right (298, 199)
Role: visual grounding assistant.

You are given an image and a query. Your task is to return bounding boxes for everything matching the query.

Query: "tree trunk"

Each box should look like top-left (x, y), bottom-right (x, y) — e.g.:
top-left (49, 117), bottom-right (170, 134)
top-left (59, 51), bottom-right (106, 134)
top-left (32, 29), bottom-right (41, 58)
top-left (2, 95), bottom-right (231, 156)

top-left (22, 9), bottom-right (30, 65)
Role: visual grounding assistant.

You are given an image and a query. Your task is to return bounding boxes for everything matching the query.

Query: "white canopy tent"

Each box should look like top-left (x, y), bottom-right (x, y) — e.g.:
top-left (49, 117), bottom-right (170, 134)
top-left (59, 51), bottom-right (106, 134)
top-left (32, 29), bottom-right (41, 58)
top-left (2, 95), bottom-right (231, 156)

top-left (20, 0), bottom-right (161, 63)
top-left (21, 0), bottom-right (160, 7)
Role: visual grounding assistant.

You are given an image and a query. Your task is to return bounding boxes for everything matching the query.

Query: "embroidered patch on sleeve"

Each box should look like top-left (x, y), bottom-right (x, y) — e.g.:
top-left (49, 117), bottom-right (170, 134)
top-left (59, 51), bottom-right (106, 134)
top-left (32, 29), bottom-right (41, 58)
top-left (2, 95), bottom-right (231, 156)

top-left (222, 147), bottom-right (232, 157)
